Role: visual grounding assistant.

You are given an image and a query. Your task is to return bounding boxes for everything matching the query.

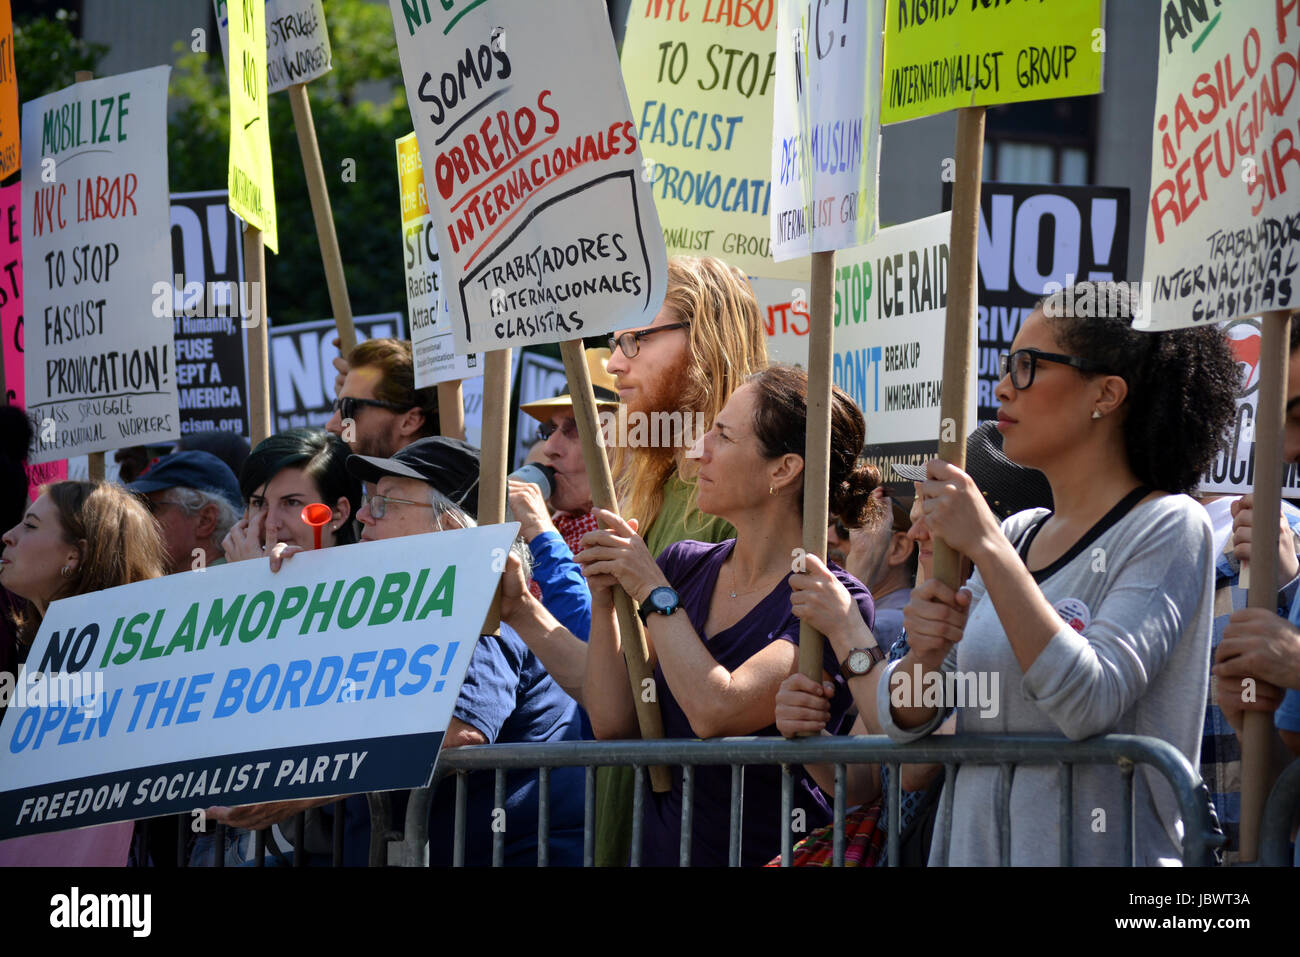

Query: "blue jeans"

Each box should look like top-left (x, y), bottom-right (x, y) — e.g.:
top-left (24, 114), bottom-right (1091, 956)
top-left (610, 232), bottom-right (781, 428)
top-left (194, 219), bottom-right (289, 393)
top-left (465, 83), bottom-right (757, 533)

top-left (190, 826), bottom-right (254, 867)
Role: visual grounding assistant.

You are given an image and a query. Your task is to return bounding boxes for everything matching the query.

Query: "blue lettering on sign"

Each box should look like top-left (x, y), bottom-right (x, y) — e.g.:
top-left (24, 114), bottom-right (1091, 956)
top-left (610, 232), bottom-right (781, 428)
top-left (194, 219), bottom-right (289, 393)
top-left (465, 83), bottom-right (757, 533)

top-left (833, 347), bottom-right (883, 412)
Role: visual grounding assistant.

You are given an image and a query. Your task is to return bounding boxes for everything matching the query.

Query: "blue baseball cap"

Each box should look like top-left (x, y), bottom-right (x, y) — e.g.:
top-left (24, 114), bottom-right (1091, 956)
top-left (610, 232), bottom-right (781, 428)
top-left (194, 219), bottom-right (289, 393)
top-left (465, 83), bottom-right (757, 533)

top-left (129, 450), bottom-right (243, 510)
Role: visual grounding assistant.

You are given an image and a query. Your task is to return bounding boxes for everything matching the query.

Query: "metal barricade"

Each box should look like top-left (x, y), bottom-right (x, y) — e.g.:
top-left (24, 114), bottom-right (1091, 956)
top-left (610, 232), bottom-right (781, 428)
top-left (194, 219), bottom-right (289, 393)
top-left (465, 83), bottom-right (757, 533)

top-left (400, 734), bottom-right (1219, 867)
top-left (1260, 756), bottom-right (1300, 866)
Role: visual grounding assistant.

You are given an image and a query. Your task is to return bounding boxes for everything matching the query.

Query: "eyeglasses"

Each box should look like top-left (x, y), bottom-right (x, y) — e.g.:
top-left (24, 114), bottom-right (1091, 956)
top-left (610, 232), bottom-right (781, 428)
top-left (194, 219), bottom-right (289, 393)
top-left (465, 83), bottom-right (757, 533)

top-left (363, 493), bottom-right (434, 520)
top-left (999, 348), bottom-right (1109, 390)
top-left (331, 396), bottom-right (410, 421)
top-left (608, 321), bottom-right (690, 359)
top-left (538, 418), bottom-right (579, 442)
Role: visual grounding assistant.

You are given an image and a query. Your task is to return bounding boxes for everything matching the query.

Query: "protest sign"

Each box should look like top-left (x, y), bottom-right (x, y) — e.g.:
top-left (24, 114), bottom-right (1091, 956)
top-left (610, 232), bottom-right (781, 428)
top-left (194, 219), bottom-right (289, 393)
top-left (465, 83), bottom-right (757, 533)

top-left (167, 191), bottom-right (252, 439)
top-left (1140, 2), bottom-right (1299, 330)
top-left (0, 523), bottom-right (516, 837)
top-left (1200, 317), bottom-right (1300, 496)
top-left (397, 132), bottom-right (481, 388)
top-left (943, 181), bottom-right (1130, 421)
top-left (829, 212), bottom-right (974, 481)
top-left (770, 0), bottom-right (882, 260)
top-left (622, 0), bottom-right (807, 279)
top-left (214, 0), bottom-right (332, 95)
top-left (512, 350), bottom-right (566, 470)
top-left (748, 275), bottom-right (810, 365)
top-left (881, 0), bottom-right (1104, 125)
top-left (0, 0), bottom-right (17, 179)
top-left (21, 66), bottom-right (180, 464)
top-left (0, 184), bottom-right (67, 497)
top-left (228, 0), bottom-right (278, 252)
top-left (388, 0), bottom-right (668, 352)
top-left (269, 313), bottom-right (404, 432)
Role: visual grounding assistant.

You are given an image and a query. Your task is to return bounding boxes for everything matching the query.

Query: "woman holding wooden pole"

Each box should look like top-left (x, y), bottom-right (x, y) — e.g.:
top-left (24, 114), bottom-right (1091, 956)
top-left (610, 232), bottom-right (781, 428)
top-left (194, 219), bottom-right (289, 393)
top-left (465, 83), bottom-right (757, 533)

top-left (877, 281), bottom-right (1239, 865)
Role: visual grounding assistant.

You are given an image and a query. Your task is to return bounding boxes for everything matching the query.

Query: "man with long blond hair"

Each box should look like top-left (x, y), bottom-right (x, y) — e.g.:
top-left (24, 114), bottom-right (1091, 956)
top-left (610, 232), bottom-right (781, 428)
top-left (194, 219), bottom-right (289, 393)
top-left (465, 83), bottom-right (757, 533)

top-left (596, 254), bottom-right (768, 864)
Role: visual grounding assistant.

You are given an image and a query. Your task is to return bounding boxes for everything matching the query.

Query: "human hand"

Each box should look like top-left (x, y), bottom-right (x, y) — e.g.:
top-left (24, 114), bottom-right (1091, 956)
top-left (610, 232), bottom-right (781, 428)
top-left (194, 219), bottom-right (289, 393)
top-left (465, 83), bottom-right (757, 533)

top-left (498, 551), bottom-right (535, 626)
top-left (507, 479), bottom-right (555, 543)
top-left (1231, 494), bottom-right (1300, 590)
top-left (901, 577), bottom-right (972, 671)
top-left (267, 541), bottom-right (305, 573)
top-left (789, 553), bottom-right (867, 655)
top-left (221, 508), bottom-right (268, 563)
top-left (1214, 608), bottom-right (1300, 692)
top-left (206, 797), bottom-right (327, 830)
top-left (1215, 674), bottom-right (1286, 734)
top-left (774, 672), bottom-right (834, 738)
top-left (576, 509), bottom-right (660, 602)
top-left (917, 459), bottom-right (1003, 561)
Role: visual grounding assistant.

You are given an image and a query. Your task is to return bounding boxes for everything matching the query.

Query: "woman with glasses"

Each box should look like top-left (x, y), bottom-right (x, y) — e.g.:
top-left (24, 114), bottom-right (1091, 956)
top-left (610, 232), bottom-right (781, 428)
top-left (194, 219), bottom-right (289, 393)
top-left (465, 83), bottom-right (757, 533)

top-left (222, 429), bottom-right (361, 567)
top-left (578, 364), bottom-right (879, 866)
top-left (875, 280), bottom-right (1239, 865)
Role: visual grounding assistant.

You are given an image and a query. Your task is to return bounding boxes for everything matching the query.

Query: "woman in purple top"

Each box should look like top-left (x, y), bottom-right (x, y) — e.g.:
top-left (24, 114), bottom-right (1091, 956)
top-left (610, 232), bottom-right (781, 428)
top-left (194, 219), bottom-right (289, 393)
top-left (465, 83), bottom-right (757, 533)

top-left (577, 365), bottom-right (880, 866)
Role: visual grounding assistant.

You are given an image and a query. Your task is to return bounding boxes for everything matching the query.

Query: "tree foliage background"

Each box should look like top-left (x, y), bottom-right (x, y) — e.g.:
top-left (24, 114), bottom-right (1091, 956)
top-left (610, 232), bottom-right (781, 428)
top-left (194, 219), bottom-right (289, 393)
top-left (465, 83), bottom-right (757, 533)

top-left (16, 1), bottom-right (410, 328)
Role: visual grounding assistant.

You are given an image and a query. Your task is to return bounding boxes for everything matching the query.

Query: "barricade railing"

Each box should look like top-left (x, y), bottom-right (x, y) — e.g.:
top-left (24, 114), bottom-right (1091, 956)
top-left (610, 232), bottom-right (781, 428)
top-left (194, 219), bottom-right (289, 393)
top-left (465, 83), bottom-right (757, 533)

top-left (398, 734), bottom-right (1222, 867)
top-left (1260, 755), bottom-right (1300, 866)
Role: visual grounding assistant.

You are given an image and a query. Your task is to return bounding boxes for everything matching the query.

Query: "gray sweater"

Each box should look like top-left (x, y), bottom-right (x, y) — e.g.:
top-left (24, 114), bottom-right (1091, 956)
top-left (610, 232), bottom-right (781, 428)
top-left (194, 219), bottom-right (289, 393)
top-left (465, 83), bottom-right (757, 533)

top-left (876, 494), bottom-right (1214, 866)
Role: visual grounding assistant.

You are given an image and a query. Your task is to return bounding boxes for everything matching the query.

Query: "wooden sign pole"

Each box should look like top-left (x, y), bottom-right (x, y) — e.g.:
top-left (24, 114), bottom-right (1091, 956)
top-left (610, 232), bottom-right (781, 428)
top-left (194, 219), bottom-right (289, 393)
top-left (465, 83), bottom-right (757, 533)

top-left (932, 106), bottom-right (986, 589)
top-left (797, 250), bottom-right (837, 682)
top-left (437, 380), bottom-right (466, 440)
top-left (559, 339), bottom-right (670, 792)
top-left (287, 84), bottom-right (357, 357)
top-left (1237, 309), bottom-right (1291, 862)
top-left (243, 225), bottom-right (272, 446)
top-left (477, 348), bottom-right (512, 635)
top-left (74, 71), bottom-right (104, 482)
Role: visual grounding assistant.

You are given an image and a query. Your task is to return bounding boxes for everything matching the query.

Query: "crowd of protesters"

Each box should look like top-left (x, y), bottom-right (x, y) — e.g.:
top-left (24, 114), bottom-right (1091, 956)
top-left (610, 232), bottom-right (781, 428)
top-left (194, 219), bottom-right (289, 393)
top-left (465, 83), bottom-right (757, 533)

top-left (1, 260), bottom-right (1298, 868)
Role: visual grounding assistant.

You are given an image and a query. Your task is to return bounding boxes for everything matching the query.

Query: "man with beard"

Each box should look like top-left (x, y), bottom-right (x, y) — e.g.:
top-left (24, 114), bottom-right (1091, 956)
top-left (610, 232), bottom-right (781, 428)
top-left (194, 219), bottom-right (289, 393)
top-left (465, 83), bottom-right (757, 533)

top-left (325, 338), bottom-right (439, 458)
top-left (596, 255), bottom-right (769, 864)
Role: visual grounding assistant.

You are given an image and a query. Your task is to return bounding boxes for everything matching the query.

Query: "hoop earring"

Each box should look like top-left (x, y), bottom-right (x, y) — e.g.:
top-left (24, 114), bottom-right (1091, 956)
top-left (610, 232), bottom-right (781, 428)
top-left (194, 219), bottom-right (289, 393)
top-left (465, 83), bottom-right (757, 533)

top-left (60, 565), bottom-right (74, 579)
top-left (769, 485), bottom-right (776, 496)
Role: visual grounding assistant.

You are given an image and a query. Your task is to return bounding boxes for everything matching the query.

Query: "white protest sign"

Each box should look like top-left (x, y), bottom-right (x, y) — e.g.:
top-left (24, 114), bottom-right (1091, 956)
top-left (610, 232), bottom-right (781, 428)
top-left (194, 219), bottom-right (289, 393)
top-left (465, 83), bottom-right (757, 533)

top-left (388, 0), bottom-right (668, 353)
top-left (831, 212), bottom-right (973, 459)
top-left (1140, 4), bottom-right (1299, 330)
top-left (213, 0), bottom-right (332, 93)
top-left (748, 275), bottom-right (811, 366)
top-left (0, 524), bottom-right (516, 837)
top-left (1200, 316), bottom-right (1300, 496)
top-left (397, 131), bottom-right (482, 388)
top-left (770, 0), bottom-right (882, 260)
top-left (21, 65), bottom-right (180, 464)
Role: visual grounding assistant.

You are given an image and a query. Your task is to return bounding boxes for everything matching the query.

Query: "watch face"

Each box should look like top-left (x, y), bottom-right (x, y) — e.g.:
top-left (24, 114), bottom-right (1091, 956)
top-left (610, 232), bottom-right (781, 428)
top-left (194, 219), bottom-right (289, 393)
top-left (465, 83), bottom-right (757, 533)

top-left (848, 650), bottom-right (873, 673)
top-left (652, 588), bottom-right (676, 613)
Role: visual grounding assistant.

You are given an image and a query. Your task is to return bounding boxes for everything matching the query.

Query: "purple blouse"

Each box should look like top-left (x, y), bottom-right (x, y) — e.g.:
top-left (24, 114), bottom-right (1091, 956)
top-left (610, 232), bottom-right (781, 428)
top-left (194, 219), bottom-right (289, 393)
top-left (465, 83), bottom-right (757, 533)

top-left (641, 539), bottom-right (872, 866)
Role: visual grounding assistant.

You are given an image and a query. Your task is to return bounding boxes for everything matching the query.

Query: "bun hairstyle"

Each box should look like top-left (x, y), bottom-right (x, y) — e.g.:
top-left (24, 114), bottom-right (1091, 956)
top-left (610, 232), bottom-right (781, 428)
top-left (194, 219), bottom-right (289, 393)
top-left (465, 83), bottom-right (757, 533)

top-left (746, 364), bottom-right (882, 527)
top-left (1037, 281), bottom-right (1238, 495)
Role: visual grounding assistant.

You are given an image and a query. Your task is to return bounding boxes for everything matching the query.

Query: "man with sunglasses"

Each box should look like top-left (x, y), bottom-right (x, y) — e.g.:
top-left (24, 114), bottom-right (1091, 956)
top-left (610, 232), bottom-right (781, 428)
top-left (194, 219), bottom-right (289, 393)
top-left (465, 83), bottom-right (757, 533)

top-left (325, 338), bottom-right (439, 458)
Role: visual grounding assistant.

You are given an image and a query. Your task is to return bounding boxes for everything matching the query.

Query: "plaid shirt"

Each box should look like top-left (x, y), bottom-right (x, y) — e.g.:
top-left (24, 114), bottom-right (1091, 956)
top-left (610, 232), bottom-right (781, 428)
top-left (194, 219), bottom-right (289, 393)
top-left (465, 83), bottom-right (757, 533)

top-left (1202, 501), bottom-right (1300, 864)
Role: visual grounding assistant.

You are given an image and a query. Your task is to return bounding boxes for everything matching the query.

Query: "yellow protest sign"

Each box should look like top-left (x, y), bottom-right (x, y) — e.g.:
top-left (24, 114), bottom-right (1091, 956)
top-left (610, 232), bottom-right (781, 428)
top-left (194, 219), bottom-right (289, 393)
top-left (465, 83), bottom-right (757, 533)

top-left (0, 0), bottom-right (17, 179)
top-left (621, 0), bottom-right (806, 280)
top-left (882, 0), bottom-right (1104, 125)
top-left (227, 0), bottom-right (278, 251)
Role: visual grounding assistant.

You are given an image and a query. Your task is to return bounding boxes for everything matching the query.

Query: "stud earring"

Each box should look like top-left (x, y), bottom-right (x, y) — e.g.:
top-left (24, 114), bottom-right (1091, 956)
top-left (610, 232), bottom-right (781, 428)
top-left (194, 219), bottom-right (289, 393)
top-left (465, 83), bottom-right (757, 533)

top-left (1091, 410), bottom-right (1102, 420)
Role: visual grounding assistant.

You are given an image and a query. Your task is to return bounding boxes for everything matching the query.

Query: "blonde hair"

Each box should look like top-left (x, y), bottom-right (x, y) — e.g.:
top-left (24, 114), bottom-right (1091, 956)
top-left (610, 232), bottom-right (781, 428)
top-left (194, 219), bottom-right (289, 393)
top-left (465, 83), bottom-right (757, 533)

top-left (614, 256), bottom-right (768, 530)
top-left (14, 481), bottom-right (167, 645)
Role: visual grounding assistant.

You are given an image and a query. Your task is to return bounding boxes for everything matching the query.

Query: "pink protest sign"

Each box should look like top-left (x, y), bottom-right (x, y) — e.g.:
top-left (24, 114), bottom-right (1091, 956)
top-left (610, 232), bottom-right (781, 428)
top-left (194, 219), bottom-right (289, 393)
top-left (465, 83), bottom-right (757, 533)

top-left (0, 183), bottom-right (67, 500)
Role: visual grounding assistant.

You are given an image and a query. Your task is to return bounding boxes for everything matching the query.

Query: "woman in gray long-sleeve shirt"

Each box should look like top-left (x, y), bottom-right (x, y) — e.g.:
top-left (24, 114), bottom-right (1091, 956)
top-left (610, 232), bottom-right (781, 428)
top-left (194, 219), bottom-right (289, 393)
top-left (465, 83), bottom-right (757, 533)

top-left (877, 281), bottom-right (1240, 865)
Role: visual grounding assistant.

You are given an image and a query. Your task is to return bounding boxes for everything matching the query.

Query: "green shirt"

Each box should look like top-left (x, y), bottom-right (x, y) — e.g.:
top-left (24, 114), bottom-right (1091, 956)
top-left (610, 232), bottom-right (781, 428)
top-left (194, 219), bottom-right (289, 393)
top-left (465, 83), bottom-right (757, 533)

top-left (595, 470), bottom-right (734, 865)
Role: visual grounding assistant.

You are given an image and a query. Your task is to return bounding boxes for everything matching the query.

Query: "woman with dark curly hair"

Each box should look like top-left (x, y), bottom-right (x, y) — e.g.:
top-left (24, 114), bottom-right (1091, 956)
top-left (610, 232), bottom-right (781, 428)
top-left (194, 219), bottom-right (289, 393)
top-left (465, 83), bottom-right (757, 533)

top-left (874, 281), bottom-right (1239, 865)
top-left (578, 364), bottom-right (879, 865)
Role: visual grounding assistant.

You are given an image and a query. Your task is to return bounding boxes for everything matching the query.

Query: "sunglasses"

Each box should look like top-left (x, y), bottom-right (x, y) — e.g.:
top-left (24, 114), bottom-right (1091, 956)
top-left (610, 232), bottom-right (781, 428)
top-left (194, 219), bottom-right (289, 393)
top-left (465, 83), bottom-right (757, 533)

top-left (608, 321), bottom-right (690, 359)
top-left (1000, 348), bottom-right (1109, 390)
top-left (538, 418), bottom-right (579, 442)
top-left (331, 396), bottom-right (411, 421)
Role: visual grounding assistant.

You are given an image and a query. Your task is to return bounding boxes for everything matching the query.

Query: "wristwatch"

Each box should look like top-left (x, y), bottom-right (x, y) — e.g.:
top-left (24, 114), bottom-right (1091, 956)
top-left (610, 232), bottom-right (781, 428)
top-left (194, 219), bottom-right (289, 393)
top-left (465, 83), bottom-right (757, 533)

top-left (840, 645), bottom-right (885, 680)
top-left (638, 586), bottom-right (681, 624)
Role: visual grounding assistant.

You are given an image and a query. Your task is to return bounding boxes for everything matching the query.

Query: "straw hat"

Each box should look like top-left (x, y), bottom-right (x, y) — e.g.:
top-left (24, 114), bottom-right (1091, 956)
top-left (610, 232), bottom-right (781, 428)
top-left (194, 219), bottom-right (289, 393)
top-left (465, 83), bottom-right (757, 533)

top-left (520, 347), bottom-right (620, 424)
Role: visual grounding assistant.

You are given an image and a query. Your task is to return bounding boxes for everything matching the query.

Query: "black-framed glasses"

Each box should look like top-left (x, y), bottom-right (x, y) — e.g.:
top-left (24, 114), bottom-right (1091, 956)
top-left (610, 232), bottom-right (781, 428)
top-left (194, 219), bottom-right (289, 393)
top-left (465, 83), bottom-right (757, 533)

top-left (608, 320), bottom-right (690, 359)
top-left (331, 396), bottom-right (410, 421)
top-left (999, 348), bottom-right (1109, 390)
top-left (538, 418), bottom-right (579, 442)
top-left (363, 493), bottom-right (434, 520)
